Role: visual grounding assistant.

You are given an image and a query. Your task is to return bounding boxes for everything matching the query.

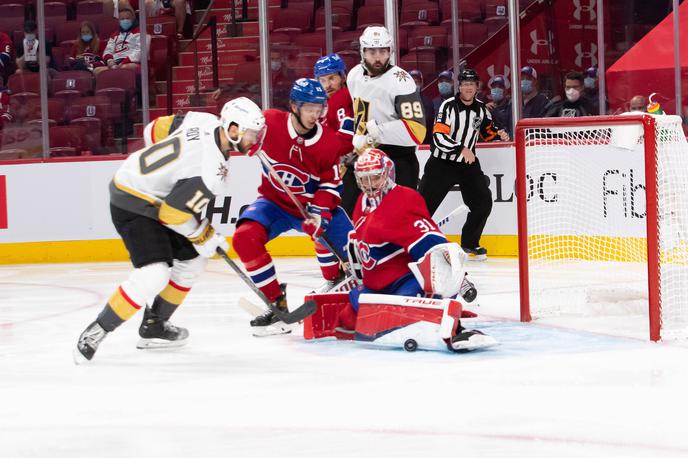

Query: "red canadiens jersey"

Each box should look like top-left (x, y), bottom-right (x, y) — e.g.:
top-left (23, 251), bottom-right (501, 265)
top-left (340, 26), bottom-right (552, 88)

top-left (322, 87), bottom-right (354, 157)
top-left (257, 109), bottom-right (343, 217)
top-left (351, 186), bottom-right (447, 291)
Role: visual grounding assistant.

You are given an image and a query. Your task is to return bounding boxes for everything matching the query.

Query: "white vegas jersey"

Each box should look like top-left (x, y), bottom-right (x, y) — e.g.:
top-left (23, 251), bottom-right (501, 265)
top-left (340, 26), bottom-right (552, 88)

top-left (111, 119), bottom-right (230, 227)
top-left (143, 111), bottom-right (219, 147)
top-left (347, 64), bottom-right (426, 147)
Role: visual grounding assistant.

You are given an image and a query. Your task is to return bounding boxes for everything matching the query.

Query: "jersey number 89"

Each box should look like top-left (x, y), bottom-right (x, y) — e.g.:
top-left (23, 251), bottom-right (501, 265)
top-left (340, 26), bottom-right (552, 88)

top-left (399, 101), bottom-right (423, 120)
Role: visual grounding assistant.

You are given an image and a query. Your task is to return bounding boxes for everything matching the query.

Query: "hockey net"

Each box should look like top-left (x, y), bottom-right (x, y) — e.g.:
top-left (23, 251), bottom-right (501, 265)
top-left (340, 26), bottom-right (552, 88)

top-left (516, 115), bottom-right (688, 341)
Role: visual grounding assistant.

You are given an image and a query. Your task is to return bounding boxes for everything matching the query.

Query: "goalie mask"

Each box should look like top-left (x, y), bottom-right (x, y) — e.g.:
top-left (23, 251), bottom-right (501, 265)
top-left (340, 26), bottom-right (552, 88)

top-left (354, 148), bottom-right (395, 208)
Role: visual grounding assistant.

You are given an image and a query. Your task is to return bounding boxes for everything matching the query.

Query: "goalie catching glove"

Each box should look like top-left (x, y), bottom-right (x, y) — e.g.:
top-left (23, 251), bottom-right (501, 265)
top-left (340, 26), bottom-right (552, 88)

top-left (302, 204), bottom-right (332, 240)
top-left (408, 243), bottom-right (467, 298)
top-left (187, 219), bottom-right (229, 258)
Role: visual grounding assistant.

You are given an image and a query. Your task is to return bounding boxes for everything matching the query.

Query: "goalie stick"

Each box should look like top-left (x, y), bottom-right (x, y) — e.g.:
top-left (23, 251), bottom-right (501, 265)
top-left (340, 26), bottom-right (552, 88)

top-left (255, 151), bottom-right (349, 267)
top-left (434, 204), bottom-right (469, 228)
top-left (216, 248), bottom-right (317, 324)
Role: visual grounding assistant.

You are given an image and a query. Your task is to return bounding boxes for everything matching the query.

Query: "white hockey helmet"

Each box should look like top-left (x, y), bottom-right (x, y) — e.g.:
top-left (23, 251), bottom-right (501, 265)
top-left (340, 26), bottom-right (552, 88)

top-left (220, 97), bottom-right (266, 148)
top-left (359, 26), bottom-right (394, 62)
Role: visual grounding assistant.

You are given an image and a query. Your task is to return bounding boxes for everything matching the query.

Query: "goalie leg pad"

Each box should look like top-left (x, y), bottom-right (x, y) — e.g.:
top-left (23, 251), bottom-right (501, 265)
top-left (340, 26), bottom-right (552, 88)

top-left (302, 292), bottom-right (353, 340)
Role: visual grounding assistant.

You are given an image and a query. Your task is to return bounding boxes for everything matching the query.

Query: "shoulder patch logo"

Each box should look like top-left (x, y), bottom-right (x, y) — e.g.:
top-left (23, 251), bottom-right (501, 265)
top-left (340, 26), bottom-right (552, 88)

top-left (217, 163), bottom-right (229, 181)
top-left (394, 70), bottom-right (409, 82)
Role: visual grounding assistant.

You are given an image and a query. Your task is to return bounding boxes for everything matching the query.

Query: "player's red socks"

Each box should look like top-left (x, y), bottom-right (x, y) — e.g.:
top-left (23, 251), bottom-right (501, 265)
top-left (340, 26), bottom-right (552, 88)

top-left (232, 221), bottom-right (282, 302)
top-left (315, 240), bottom-right (341, 280)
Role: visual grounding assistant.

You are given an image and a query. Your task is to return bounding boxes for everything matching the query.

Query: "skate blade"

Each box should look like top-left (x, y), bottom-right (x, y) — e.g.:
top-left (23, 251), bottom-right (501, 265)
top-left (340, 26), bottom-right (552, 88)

top-left (451, 334), bottom-right (498, 351)
top-left (251, 323), bottom-right (294, 337)
top-left (73, 348), bottom-right (92, 365)
top-left (136, 337), bottom-right (188, 349)
top-left (466, 254), bottom-right (487, 262)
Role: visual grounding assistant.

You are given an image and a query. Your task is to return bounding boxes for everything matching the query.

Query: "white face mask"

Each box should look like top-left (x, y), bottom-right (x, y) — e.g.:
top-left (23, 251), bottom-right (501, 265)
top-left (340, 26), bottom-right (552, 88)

top-left (566, 88), bottom-right (581, 102)
top-left (270, 60), bottom-right (281, 72)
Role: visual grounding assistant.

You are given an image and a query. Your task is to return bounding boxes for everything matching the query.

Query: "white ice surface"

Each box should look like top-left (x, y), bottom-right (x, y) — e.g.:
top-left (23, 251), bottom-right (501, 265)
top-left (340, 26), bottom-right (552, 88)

top-left (2, 257), bottom-right (688, 458)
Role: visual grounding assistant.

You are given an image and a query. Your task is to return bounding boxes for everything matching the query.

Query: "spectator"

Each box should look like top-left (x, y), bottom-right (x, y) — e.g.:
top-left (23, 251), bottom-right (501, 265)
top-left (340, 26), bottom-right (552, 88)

top-left (146, 0), bottom-right (190, 39)
top-left (0, 31), bottom-right (15, 85)
top-left (69, 22), bottom-right (106, 73)
top-left (581, 66), bottom-right (607, 115)
top-left (520, 66), bottom-right (549, 118)
top-left (15, 20), bottom-right (55, 75)
top-left (409, 69), bottom-right (434, 144)
top-left (432, 70), bottom-right (454, 119)
top-left (486, 75), bottom-right (512, 138)
top-left (95, 4), bottom-right (142, 76)
top-left (544, 71), bottom-right (594, 117)
top-left (629, 95), bottom-right (647, 112)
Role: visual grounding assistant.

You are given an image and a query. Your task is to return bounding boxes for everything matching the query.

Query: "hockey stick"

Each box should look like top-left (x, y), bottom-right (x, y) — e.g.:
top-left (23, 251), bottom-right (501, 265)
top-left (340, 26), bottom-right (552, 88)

top-left (215, 248), bottom-right (316, 324)
top-left (435, 204), bottom-right (469, 228)
top-left (255, 151), bottom-right (349, 265)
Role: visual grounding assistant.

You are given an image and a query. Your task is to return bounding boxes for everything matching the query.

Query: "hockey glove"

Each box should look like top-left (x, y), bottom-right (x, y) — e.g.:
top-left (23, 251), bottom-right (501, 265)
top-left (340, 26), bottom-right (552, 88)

top-left (365, 119), bottom-right (382, 143)
top-left (301, 205), bottom-right (332, 240)
top-left (188, 219), bottom-right (229, 258)
top-left (352, 134), bottom-right (375, 154)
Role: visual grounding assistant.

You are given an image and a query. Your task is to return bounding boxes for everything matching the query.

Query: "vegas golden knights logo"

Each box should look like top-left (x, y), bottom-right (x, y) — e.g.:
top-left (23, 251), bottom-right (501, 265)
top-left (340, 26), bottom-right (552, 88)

top-left (353, 98), bottom-right (370, 135)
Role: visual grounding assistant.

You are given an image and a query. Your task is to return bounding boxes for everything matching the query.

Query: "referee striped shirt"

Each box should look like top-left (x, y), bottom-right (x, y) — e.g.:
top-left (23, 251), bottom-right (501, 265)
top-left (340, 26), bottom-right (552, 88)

top-left (431, 97), bottom-right (500, 162)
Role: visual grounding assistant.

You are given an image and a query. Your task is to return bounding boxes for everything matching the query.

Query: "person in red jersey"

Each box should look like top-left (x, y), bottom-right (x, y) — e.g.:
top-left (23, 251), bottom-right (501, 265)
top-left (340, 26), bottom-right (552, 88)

top-left (231, 78), bottom-right (354, 333)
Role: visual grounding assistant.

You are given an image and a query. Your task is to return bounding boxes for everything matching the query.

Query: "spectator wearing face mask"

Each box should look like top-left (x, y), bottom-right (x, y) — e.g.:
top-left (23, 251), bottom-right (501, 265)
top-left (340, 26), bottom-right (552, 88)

top-left (544, 71), bottom-right (594, 118)
top-left (628, 95), bottom-right (648, 112)
top-left (520, 66), bottom-right (549, 118)
top-left (432, 70), bottom-right (454, 119)
top-left (409, 69), bottom-right (434, 144)
top-left (15, 20), bottom-right (55, 75)
top-left (69, 21), bottom-right (106, 73)
top-left (581, 66), bottom-right (608, 115)
top-left (486, 75), bottom-right (512, 138)
top-left (94, 4), bottom-right (141, 76)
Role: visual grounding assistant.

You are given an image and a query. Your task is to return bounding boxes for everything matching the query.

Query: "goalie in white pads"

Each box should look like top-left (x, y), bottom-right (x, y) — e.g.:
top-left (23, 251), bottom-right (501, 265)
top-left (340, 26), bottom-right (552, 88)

top-left (74, 98), bottom-right (266, 363)
top-left (304, 148), bottom-right (495, 352)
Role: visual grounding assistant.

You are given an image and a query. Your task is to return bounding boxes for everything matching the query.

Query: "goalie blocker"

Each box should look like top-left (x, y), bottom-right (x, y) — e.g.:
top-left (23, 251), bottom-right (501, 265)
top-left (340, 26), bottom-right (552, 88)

top-left (303, 292), bottom-right (495, 352)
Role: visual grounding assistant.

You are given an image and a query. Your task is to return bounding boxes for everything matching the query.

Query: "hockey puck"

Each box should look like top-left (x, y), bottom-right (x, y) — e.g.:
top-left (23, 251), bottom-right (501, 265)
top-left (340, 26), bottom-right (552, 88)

top-left (404, 339), bottom-right (418, 352)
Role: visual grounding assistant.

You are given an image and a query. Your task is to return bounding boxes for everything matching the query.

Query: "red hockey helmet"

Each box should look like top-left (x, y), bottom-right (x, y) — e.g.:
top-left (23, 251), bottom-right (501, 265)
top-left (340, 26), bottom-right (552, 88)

top-left (354, 148), bottom-right (395, 207)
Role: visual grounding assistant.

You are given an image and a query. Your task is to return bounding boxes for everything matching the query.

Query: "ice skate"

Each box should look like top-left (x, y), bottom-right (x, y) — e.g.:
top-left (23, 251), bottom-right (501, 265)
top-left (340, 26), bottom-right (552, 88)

top-left (447, 327), bottom-right (497, 352)
top-left (136, 307), bottom-right (189, 349)
top-left (461, 246), bottom-right (487, 261)
top-left (74, 320), bottom-right (108, 364)
top-left (250, 284), bottom-right (293, 336)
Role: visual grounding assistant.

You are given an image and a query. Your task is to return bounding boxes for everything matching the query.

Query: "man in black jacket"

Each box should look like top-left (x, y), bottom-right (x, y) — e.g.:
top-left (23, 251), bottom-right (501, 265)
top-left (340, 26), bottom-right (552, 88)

top-left (545, 71), bottom-right (594, 118)
top-left (418, 69), bottom-right (509, 260)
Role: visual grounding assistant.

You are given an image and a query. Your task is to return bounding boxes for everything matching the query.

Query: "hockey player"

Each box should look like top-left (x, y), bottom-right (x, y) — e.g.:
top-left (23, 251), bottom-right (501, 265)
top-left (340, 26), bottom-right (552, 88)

top-left (74, 97), bottom-right (266, 363)
top-left (231, 78), bottom-right (353, 333)
top-left (143, 110), bottom-right (220, 147)
top-left (336, 148), bottom-right (494, 352)
top-left (347, 26), bottom-right (427, 197)
top-left (313, 53), bottom-right (354, 157)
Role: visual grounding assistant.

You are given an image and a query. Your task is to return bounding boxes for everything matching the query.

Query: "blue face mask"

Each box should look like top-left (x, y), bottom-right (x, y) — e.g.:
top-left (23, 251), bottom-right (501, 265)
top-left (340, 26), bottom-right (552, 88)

top-left (438, 82), bottom-right (453, 97)
top-left (584, 77), bottom-right (595, 89)
top-left (81, 34), bottom-right (93, 43)
top-left (119, 19), bottom-right (133, 31)
top-left (521, 80), bottom-right (533, 94)
top-left (491, 88), bottom-right (504, 102)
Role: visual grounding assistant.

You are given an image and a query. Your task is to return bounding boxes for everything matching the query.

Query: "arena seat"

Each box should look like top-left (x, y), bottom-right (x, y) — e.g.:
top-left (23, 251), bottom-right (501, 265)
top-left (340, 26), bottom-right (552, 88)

top-left (400, 1), bottom-right (440, 28)
top-left (51, 70), bottom-right (94, 97)
top-left (355, 5), bottom-right (385, 29)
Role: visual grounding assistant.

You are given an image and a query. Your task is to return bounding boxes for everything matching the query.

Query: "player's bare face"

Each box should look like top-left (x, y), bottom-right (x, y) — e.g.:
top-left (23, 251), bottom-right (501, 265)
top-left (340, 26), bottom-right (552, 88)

top-left (459, 81), bottom-right (478, 102)
top-left (293, 103), bottom-right (325, 131)
top-left (363, 48), bottom-right (390, 76)
top-left (318, 74), bottom-right (343, 96)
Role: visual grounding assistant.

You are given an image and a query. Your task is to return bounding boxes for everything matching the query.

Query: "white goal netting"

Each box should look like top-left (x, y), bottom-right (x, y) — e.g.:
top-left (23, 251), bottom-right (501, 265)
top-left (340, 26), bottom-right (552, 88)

top-left (519, 115), bottom-right (688, 340)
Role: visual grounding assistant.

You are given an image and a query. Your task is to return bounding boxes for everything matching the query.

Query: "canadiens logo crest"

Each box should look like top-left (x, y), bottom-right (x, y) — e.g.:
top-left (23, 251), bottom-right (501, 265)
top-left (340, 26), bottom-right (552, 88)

top-left (356, 241), bottom-right (376, 270)
top-left (269, 163), bottom-right (310, 194)
top-left (217, 163), bottom-right (229, 181)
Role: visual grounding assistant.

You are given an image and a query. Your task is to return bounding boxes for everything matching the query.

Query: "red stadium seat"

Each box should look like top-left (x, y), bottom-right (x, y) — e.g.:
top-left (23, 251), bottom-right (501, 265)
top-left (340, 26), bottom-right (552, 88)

top-left (293, 32), bottom-right (326, 54)
top-left (51, 70), bottom-right (94, 96)
top-left (439, 0), bottom-right (483, 23)
top-left (273, 8), bottom-right (312, 35)
top-left (356, 5), bottom-right (385, 29)
top-left (44, 2), bottom-right (68, 28)
top-left (147, 16), bottom-right (176, 38)
top-left (315, 6), bottom-right (352, 31)
top-left (8, 72), bottom-right (41, 94)
top-left (55, 21), bottom-right (83, 45)
top-left (400, 1), bottom-right (440, 28)
top-left (49, 124), bottom-right (86, 156)
top-left (0, 4), bottom-right (24, 36)
top-left (70, 117), bottom-right (102, 153)
top-left (409, 25), bottom-right (449, 51)
top-left (75, 0), bottom-right (103, 18)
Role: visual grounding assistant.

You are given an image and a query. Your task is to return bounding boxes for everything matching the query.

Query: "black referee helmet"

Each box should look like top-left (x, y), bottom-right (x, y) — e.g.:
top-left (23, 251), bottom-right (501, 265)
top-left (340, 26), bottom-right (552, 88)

top-left (459, 69), bottom-right (480, 83)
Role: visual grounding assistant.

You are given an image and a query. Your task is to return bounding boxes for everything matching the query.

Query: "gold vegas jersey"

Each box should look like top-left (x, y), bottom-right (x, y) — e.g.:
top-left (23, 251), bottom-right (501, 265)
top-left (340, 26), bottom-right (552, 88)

top-left (110, 120), bottom-right (229, 230)
top-left (346, 64), bottom-right (426, 147)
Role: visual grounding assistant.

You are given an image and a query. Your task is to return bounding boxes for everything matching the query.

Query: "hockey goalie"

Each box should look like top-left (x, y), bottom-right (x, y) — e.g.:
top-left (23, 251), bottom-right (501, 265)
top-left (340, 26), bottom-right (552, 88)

top-left (303, 149), bottom-right (496, 352)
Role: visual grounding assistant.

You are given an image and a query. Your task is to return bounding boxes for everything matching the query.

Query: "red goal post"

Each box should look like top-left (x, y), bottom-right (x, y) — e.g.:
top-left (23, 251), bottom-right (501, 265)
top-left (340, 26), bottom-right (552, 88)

top-left (515, 114), bottom-right (688, 341)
